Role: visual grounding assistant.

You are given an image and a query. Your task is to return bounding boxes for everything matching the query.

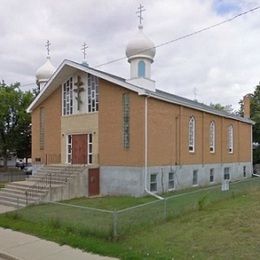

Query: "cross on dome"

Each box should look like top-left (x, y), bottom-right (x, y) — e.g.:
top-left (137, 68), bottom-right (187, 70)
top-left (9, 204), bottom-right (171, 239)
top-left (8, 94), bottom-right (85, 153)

top-left (136, 4), bottom-right (145, 27)
top-left (45, 40), bottom-right (51, 57)
top-left (81, 42), bottom-right (88, 60)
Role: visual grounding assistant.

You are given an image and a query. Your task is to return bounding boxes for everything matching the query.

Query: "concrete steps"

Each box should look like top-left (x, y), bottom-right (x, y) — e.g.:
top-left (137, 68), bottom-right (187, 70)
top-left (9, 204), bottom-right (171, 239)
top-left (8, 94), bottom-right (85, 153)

top-left (0, 165), bottom-right (86, 208)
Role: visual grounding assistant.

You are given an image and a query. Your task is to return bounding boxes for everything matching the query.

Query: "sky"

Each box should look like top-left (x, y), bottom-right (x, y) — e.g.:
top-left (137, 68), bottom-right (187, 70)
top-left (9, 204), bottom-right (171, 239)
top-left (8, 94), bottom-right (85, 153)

top-left (1, 0), bottom-right (260, 109)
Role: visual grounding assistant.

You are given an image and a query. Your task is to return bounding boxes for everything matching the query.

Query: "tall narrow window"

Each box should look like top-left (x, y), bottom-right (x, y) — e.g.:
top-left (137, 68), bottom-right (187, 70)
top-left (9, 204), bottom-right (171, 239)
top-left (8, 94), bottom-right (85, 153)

top-left (87, 74), bottom-right (99, 112)
top-left (189, 116), bottom-right (195, 152)
top-left (227, 125), bottom-right (233, 153)
top-left (67, 135), bottom-right (72, 163)
top-left (123, 93), bottom-right (130, 149)
top-left (209, 121), bottom-right (216, 153)
top-left (138, 60), bottom-right (145, 77)
top-left (88, 133), bottom-right (93, 164)
top-left (63, 77), bottom-right (73, 115)
top-left (39, 107), bottom-right (45, 150)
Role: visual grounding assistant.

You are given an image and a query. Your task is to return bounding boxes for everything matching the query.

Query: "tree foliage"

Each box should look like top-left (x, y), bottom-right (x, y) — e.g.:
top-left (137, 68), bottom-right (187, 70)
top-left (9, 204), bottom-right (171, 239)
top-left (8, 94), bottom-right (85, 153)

top-left (0, 82), bottom-right (34, 168)
top-left (247, 83), bottom-right (260, 164)
top-left (210, 103), bottom-right (236, 114)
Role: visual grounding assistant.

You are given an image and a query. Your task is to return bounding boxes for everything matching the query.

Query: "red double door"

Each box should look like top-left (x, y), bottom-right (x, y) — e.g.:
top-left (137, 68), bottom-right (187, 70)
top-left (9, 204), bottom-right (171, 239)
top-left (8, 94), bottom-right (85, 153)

top-left (71, 134), bottom-right (99, 196)
top-left (72, 134), bottom-right (88, 164)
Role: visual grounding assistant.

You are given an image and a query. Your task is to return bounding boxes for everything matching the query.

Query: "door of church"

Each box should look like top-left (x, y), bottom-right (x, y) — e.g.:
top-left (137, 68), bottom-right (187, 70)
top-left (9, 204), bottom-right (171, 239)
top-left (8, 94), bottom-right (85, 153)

top-left (88, 168), bottom-right (100, 196)
top-left (72, 134), bottom-right (88, 164)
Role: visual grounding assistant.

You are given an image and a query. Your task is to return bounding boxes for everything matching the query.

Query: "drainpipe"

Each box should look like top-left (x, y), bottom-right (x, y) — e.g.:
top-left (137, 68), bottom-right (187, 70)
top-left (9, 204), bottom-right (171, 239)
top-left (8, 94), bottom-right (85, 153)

top-left (144, 95), bottom-right (164, 200)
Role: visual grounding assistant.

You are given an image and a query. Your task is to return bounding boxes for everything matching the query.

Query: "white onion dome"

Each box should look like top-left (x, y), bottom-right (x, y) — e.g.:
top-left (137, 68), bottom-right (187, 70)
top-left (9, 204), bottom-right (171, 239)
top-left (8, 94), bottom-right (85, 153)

top-left (126, 25), bottom-right (156, 62)
top-left (36, 56), bottom-right (55, 82)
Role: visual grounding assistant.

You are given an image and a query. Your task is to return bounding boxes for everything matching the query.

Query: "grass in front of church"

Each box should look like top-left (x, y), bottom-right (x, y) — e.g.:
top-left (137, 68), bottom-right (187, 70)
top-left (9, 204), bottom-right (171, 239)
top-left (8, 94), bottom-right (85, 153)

top-left (0, 179), bottom-right (259, 259)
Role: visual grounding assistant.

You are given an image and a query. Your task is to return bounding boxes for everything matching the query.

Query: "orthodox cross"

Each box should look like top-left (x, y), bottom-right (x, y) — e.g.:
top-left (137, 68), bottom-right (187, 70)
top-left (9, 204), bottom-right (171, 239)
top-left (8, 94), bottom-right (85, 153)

top-left (74, 75), bottom-right (85, 111)
top-left (81, 42), bottom-right (88, 60)
top-left (136, 4), bottom-right (145, 25)
top-left (45, 40), bottom-right (51, 56)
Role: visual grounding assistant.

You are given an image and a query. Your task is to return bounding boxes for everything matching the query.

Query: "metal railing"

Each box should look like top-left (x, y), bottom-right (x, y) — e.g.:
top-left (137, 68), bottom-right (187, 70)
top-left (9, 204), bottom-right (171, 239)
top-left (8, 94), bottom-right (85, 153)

top-left (24, 165), bottom-right (86, 206)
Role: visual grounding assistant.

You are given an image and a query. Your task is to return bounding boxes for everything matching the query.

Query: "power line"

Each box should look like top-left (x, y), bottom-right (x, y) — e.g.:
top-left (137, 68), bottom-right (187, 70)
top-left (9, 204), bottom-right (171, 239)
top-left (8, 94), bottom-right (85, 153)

top-left (17, 5), bottom-right (260, 87)
top-left (94, 5), bottom-right (260, 68)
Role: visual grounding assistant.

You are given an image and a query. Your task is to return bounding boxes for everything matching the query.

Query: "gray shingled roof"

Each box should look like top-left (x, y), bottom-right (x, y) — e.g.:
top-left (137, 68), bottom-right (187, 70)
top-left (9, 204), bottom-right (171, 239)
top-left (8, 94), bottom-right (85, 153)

top-left (74, 62), bottom-right (253, 124)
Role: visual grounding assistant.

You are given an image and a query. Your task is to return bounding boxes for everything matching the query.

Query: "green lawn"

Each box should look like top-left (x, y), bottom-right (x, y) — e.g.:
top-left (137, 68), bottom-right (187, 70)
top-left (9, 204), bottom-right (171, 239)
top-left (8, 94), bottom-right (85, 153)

top-left (0, 178), bottom-right (260, 259)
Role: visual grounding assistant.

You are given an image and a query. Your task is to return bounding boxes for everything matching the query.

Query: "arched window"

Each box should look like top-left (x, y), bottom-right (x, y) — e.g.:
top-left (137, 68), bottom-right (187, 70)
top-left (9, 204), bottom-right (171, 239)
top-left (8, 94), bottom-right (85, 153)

top-left (227, 125), bottom-right (233, 153)
top-left (138, 60), bottom-right (145, 77)
top-left (189, 116), bottom-right (195, 152)
top-left (209, 121), bottom-right (216, 153)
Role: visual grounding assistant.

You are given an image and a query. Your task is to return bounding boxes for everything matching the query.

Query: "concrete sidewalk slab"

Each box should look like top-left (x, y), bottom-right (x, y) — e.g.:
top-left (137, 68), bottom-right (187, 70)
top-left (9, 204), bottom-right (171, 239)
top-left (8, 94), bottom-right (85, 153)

top-left (0, 206), bottom-right (16, 214)
top-left (0, 228), bottom-right (117, 260)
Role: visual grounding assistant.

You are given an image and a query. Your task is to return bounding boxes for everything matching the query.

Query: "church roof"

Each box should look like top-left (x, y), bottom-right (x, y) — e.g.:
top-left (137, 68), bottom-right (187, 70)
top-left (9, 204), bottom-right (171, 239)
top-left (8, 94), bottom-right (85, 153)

top-left (27, 59), bottom-right (254, 125)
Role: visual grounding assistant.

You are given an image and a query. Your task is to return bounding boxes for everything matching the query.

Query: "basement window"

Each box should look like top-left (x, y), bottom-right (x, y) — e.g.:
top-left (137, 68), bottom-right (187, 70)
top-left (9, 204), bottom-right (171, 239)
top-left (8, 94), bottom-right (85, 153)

top-left (210, 168), bottom-right (214, 183)
top-left (192, 170), bottom-right (198, 186)
top-left (168, 172), bottom-right (175, 190)
top-left (243, 166), bottom-right (246, 177)
top-left (150, 174), bottom-right (157, 192)
top-left (224, 167), bottom-right (230, 180)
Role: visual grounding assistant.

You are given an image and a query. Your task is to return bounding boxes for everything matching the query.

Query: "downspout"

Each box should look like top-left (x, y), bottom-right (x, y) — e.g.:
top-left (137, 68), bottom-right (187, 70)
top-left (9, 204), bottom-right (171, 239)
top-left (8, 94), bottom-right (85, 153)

top-left (144, 95), bottom-right (164, 200)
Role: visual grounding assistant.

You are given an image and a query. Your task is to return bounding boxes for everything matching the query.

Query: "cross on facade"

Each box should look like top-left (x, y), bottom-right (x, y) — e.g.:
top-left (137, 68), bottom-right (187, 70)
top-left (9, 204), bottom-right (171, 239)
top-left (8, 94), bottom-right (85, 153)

top-left (74, 75), bottom-right (85, 110)
top-left (136, 4), bottom-right (145, 25)
top-left (81, 42), bottom-right (88, 60)
top-left (45, 40), bottom-right (51, 56)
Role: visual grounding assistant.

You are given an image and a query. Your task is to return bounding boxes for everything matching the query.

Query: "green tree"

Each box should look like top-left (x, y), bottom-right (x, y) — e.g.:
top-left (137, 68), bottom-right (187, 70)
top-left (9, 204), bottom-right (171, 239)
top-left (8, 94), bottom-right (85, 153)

top-left (248, 83), bottom-right (260, 164)
top-left (210, 103), bottom-right (236, 114)
top-left (0, 82), bottom-right (34, 169)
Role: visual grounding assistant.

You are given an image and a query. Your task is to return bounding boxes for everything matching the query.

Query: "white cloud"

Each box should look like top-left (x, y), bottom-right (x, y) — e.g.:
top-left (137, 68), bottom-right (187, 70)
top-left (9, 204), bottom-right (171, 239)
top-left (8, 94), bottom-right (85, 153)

top-left (0, 0), bottom-right (260, 109)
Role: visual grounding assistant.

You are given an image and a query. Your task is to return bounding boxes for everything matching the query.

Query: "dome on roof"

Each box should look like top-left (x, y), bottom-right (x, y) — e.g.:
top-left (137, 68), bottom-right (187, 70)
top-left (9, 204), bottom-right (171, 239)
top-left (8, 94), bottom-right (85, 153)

top-left (36, 56), bottom-right (55, 82)
top-left (126, 25), bottom-right (156, 62)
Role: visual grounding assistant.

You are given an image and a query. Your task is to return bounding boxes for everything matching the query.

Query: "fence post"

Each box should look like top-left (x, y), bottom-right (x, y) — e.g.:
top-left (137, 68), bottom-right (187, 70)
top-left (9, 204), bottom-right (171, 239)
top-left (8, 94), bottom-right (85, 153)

top-left (25, 191), bottom-right (28, 206)
top-left (49, 173), bottom-right (52, 201)
top-left (112, 211), bottom-right (118, 239)
top-left (163, 198), bottom-right (167, 220)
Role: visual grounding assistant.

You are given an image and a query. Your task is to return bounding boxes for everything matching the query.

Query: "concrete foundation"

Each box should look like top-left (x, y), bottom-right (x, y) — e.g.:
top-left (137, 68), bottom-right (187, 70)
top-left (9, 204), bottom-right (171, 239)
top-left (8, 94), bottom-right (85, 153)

top-left (100, 162), bottom-right (253, 196)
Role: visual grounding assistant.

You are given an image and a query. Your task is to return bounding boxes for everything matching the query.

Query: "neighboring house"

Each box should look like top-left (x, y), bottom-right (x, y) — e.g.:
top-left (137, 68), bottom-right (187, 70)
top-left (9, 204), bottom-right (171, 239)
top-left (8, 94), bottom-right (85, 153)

top-left (27, 22), bottom-right (254, 197)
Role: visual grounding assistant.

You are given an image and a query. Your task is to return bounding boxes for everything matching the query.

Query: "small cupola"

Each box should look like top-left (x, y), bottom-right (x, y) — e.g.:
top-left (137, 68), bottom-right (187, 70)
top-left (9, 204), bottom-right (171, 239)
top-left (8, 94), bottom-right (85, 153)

top-left (36, 40), bottom-right (55, 91)
top-left (126, 5), bottom-right (156, 91)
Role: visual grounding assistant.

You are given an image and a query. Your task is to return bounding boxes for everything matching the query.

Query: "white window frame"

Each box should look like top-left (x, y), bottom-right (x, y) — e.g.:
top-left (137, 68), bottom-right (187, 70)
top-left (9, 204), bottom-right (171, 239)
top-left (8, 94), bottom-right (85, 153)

top-left (227, 125), bottom-right (234, 154)
top-left (168, 171), bottom-right (175, 191)
top-left (210, 168), bottom-right (214, 183)
top-left (67, 134), bottom-right (72, 164)
top-left (63, 77), bottom-right (73, 116)
top-left (209, 121), bottom-right (216, 153)
top-left (150, 173), bottom-right (157, 192)
top-left (224, 167), bottom-right (230, 180)
top-left (189, 116), bottom-right (195, 153)
top-left (192, 170), bottom-right (198, 186)
top-left (88, 133), bottom-right (93, 165)
top-left (87, 74), bottom-right (99, 113)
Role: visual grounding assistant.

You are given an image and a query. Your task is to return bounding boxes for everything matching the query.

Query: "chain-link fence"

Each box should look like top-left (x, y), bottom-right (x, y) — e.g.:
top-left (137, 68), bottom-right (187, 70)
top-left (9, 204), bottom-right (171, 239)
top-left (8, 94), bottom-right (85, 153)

top-left (8, 177), bottom-right (260, 239)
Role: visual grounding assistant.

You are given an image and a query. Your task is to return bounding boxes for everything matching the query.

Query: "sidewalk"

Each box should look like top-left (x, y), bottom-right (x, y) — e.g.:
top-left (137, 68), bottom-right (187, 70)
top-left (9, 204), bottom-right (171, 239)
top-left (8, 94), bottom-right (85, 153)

top-left (0, 204), bottom-right (117, 260)
top-left (0, 227), bottom-right (117, 260)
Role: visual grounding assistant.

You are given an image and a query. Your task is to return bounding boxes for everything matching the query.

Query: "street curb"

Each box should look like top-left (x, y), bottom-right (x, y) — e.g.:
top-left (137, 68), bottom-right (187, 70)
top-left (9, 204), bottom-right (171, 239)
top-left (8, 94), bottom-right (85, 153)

top-left (0, 250), bottom-right (21, 260)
